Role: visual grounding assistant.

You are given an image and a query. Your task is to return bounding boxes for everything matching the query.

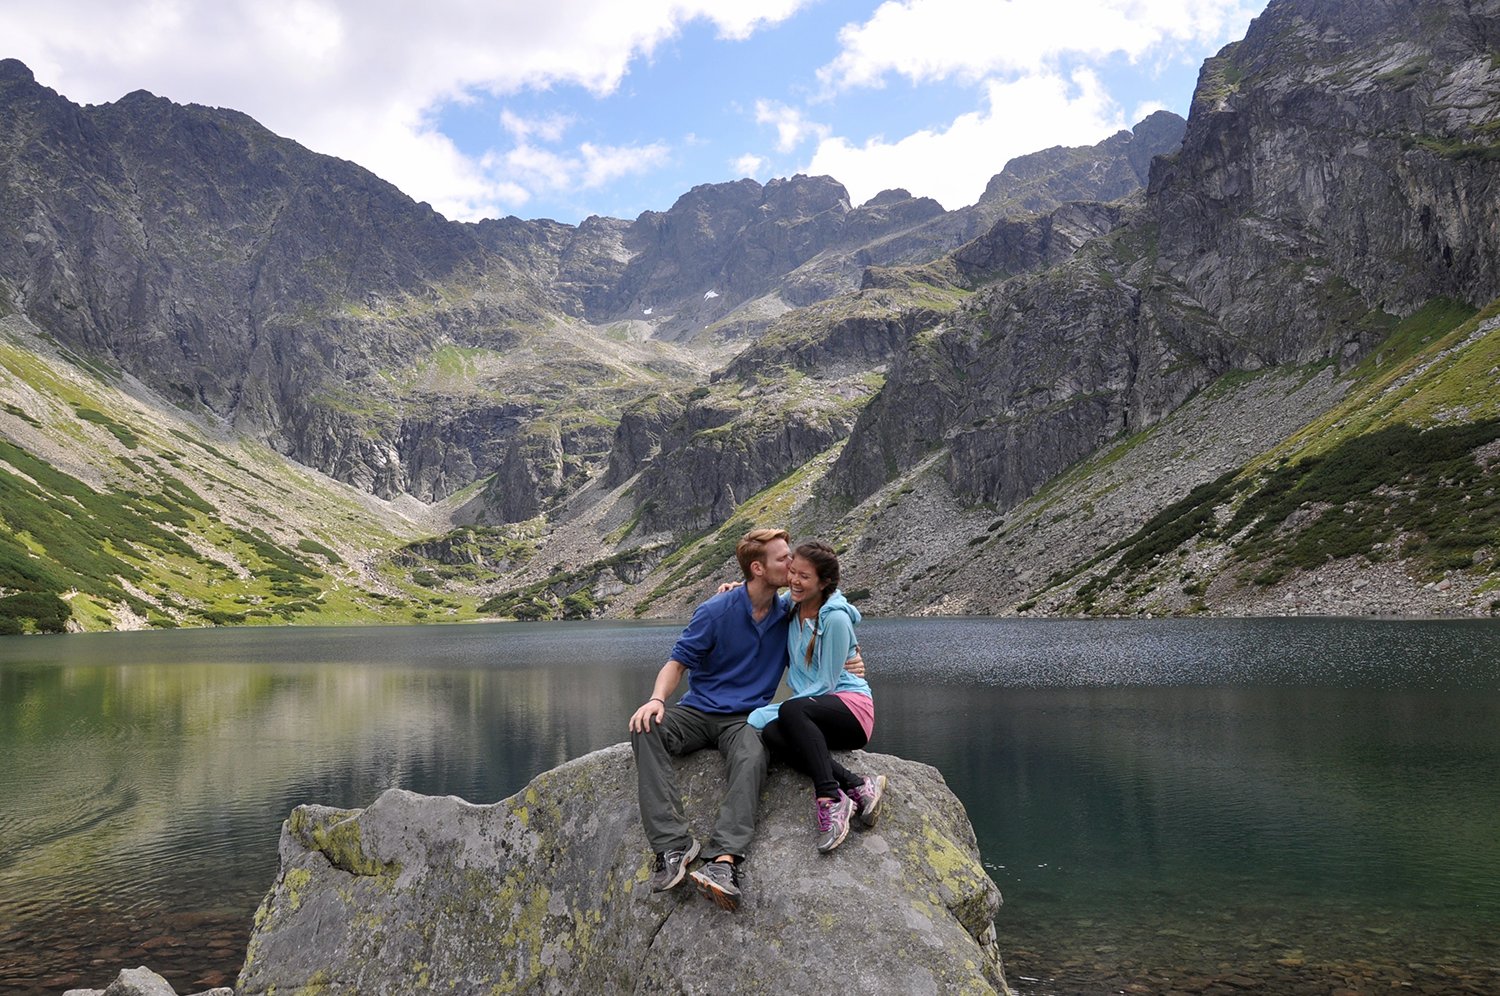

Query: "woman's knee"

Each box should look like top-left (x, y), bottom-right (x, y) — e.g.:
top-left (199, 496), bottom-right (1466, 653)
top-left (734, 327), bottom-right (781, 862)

top-left (778, 696), bottom-right (818, 725)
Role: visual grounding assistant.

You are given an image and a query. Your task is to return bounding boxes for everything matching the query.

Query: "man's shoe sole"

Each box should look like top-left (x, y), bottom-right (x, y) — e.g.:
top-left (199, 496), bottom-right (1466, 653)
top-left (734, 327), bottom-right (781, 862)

top-left (690, 867), bottom-right (741, 911)
top-left (651, 839), bottom-right (700, 892)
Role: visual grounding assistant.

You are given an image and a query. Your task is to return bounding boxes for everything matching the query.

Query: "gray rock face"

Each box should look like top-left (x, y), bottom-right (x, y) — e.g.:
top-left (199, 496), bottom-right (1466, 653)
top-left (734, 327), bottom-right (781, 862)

top-left (766, 116), bottom-right (1186, 313)
top-left (952, 201), bottom-right (1128, 285)
top-left (831, 0), bottom-right (1500, 512)
top-left (604, 392), bottom-right (688, 486)
top-left (238, 745), bottom-right (1008, 995)
top-left (974, 111), bottom-right (1186, 220)
top-left (486, 420), bottom-right (565, 522)
top-left (0, 54), bottom-right (1183, 522)
top-left (631, 393), bottom-right (859, 533)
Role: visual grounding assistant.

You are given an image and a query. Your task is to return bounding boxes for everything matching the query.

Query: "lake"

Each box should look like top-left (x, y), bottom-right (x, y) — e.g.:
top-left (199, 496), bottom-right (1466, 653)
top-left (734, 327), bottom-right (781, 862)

top-left (2, 617), bottom-right (1498, 994)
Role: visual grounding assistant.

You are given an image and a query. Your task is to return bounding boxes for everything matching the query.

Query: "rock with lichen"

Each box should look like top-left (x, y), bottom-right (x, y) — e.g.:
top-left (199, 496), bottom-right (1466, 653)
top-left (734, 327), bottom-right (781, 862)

top-left (236, 744), bottom-right (1009, 995)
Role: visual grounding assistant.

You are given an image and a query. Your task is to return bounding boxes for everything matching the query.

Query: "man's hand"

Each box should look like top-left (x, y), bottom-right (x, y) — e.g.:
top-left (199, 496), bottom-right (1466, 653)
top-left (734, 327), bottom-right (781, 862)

top-left (630, 697), bottom-right (666, 733)
top-left (846, 646), bottom-right (866, 679)
top-left (632, 661), bottom-right (687, 733)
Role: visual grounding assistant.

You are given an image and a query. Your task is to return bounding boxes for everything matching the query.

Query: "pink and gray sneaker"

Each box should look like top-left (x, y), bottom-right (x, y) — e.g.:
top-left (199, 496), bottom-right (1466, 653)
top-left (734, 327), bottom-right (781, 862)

top-left (815, 791), bottom-right (855, 853)
top-left (846, 773), bottom-right (887, 829)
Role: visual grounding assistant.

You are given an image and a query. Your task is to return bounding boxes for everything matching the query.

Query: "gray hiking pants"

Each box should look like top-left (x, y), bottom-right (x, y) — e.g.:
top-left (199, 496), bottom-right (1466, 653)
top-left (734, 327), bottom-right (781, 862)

top-left (632, 705), bottom-right (768, 861)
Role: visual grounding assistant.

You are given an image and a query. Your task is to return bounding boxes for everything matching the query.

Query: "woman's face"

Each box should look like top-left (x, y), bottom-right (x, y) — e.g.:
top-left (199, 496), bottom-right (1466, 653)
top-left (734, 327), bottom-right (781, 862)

top-left (786, 554), bottom-right (824, 606)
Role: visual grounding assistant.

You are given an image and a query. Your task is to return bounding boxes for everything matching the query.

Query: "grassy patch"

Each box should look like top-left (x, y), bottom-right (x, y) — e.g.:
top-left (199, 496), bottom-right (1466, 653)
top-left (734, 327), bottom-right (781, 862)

top-left (74, 406), bottom-right (140, 448)
top-left (1227, 419), bottom-right (1500, 580)
top-left (1063, 418), bottom-right (1500, 611)
top-left (297, 537), bottom-right (345, 565)
top-left (479, 546), bottom-right (662, 621)
top-left (1406, 134), bottom-right (1500, 162)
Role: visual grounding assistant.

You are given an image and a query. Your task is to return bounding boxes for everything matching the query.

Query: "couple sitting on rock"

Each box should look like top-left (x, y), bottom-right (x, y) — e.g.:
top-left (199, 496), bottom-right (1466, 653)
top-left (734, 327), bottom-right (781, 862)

top-left (627, 527), bottom-right (887, 912)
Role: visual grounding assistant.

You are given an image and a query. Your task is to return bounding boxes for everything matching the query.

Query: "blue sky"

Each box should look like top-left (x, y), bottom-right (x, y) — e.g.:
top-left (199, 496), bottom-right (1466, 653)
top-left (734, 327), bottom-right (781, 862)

top-left (4, 1), bottom-right (1267, 225)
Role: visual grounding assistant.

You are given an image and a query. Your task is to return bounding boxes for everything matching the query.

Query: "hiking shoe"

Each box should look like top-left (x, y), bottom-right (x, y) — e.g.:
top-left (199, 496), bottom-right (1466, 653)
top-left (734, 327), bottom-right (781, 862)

top-left (816, 791), bottom-right (855, 853)
top-left (847, 773), bottom-right (887, 830)
top-left (690, 859), bottom-right (743, 911)
top-left (649, 839), bottom-right (700, 892)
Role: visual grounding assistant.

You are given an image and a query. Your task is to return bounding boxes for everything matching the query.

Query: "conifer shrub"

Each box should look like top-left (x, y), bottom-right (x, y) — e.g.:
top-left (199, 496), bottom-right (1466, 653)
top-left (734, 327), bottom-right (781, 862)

top-left (0, 591), bottom-right (71, 634)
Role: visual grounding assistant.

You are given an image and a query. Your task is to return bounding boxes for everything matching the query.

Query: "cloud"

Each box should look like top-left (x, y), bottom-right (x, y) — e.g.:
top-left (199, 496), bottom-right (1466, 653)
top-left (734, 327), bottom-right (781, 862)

top-left (491, 136), bottom-right (669, 200)
top-left (754, 99), bottom-right (831, 153)
top-left (1131, 99), bottom-right (1171, 123)
top-left (805, 69), bottom-right (1123, 210)
top-left (796, 0), bottom-right (1260, 210)
top-left (821, 0), bottom-right (1261, 89)
top-left (734, 153), bottom-right (770, 178)
top-left (579, 141), bottom-right (672, 188)
top-left (0, 0), bottom-right (814, 221)
top-left (500, 109), bottom-right (575, 144)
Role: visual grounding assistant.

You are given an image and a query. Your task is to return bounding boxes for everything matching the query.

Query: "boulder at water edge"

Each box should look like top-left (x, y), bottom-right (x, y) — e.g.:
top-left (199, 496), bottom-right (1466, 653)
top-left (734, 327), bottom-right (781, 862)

top-left (62, 965), bottom-right (232, 996)
top-left (237, 745), bottom-right (1010, 995)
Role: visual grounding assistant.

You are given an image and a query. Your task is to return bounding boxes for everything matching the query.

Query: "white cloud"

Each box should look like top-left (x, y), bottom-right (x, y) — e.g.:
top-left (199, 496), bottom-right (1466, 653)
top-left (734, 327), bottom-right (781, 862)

top-left (500, 109), bottom-right (575, 144)
top-left (822, 0), bottom-right (1261, 89)
top-left (734, 153), bottom-right (770, 178)
top-left (490, 135), bottom-right (669, 204)
top-left (579, 141), bottom-right (672, 188)
top-left (1131, 99), bottom-right (1171, 123)
top-left (0, 0), bottom-right (815, 221)
top-left (806, 69), bottom-right (1123, 210)
top-left (754, 99), bottom-right (830, 153)
top-left (796, 0), bottom-right (1261, 211)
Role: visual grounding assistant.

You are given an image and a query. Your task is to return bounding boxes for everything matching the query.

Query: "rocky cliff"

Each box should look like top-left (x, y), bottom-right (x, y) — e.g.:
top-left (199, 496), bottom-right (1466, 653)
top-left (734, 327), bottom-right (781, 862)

top-left (0, 54), bottom-right (1180, 516)
top-left (7, 0), bottom-right (1499, 631)
top-left (585, 0), bottom-right (1500, 623)
top-left (234, 746), bottom-right (1008, 995)
top-left (828, 0), bottom-right (1500, 513)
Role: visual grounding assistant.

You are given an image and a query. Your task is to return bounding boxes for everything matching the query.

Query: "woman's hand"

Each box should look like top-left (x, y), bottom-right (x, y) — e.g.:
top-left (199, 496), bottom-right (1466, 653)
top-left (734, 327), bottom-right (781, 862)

top-left (716, 579), bottom-right (745, 595)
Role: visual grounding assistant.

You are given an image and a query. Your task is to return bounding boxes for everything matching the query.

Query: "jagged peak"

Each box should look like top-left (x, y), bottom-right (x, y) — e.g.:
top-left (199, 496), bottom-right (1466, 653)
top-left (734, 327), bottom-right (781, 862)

top-left (861, 187), bottom-right (916, 207)
top-left (116, 87), bottom-right (167, 104)
top-left (1133, 109), bottom-right (1187, 133)
top-left (0, 58), bottom-right (35, 83)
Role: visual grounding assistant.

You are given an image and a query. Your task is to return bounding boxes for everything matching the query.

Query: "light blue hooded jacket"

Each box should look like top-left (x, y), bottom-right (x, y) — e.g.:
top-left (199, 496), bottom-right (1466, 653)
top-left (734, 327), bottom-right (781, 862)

top-left (747, 589), bottom-right (870, 729)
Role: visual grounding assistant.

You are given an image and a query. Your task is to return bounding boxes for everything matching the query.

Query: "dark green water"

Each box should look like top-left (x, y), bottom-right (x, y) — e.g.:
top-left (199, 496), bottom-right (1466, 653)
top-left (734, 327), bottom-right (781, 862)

top-left (1, 618), bottom-right (1498, 994)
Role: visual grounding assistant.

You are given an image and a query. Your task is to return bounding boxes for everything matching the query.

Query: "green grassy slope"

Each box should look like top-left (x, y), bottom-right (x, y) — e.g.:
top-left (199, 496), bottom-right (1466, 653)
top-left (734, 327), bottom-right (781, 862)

top-left (0, 317), bottom-right (485, 633)
top-left (1045, 297), bottom-right (1500, 613)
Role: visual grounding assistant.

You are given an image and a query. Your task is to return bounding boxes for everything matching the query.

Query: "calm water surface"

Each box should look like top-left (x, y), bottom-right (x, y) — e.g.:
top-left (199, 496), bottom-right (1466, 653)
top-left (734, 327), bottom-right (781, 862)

top-left (2, 617), bottom-right (1498, 994)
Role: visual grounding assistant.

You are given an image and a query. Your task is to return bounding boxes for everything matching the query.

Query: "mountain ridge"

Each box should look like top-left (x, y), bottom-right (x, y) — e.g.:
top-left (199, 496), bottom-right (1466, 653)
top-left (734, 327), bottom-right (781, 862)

top-left (4, 0), bottom-right (1500, 633)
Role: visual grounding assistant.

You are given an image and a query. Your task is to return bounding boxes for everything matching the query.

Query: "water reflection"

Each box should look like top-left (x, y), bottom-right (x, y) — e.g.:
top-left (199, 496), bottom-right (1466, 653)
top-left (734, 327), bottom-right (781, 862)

top-left (2, 618), bottom-right (1499, 994)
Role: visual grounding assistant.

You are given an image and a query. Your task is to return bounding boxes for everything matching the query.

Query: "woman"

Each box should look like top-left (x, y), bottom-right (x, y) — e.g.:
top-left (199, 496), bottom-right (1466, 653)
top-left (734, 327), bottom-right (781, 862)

top-left (748, 539), bottom-right (886, 854)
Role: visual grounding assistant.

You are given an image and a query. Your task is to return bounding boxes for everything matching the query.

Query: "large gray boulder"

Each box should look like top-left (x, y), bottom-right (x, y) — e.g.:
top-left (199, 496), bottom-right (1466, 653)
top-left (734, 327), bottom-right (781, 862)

top-left (237, 745), bottom-right (1009, 995)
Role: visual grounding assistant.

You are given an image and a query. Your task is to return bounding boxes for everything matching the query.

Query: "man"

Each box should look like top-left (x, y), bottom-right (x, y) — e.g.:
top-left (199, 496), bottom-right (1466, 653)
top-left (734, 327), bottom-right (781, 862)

top-left (629, 527), bottom-right (861, 912)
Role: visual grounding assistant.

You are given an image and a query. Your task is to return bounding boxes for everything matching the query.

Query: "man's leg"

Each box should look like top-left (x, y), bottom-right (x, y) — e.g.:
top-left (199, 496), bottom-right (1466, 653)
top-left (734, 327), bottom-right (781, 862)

top-left (704, 714), bottom-right (768, 861)
top-left (632, 706), bottom-right (715, 853)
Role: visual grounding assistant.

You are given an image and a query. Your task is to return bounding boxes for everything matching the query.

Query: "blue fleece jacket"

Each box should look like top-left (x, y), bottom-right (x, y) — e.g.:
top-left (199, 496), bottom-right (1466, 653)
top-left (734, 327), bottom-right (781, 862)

top-left (670, 586), bottom-right (793, 714)
top-left (748, 589), bottom-right (869, 729)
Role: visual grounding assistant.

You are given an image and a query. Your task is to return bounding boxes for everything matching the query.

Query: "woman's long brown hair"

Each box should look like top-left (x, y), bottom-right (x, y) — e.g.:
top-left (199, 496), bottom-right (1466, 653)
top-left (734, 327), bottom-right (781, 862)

top-left (794, 540), bottom-right (840, 666)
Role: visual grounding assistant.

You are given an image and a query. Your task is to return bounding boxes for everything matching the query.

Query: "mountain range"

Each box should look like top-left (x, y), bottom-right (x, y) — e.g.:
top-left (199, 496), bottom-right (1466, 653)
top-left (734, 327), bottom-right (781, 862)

top-left (1, 0), bottom-right (1498, 633)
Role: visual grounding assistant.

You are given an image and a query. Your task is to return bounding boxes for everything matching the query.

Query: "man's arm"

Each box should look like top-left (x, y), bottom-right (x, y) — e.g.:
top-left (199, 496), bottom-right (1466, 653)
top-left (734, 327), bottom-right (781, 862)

top-left (629, 660), bottom-right (688, 733)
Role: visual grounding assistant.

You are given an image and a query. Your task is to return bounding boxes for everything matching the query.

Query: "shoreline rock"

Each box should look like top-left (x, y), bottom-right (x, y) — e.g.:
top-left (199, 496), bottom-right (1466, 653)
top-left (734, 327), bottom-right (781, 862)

top-left (62, 965), bottom-right (230, 996)
top-left (234, 744), bottom-right (1010, 995)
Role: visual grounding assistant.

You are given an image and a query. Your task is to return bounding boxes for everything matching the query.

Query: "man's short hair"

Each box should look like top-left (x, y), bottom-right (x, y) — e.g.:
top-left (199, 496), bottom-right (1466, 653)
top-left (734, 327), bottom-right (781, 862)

top-left (736, 527), bottom-right (790, 580)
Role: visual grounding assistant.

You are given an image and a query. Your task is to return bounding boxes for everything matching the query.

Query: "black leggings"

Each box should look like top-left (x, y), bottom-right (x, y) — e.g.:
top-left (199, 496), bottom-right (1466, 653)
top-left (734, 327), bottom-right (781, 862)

top-left (759, 695), bottom-right (868, 800)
